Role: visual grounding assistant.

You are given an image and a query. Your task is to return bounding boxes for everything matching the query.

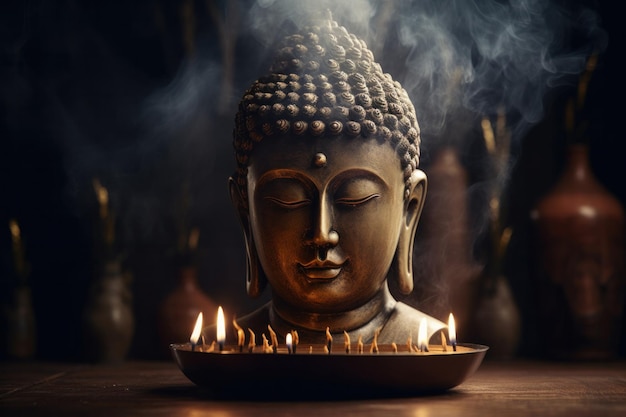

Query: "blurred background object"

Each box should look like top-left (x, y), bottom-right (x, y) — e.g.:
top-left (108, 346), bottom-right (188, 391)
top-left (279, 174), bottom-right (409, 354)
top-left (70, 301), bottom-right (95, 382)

top-left (530, 55), bottom-right (625, 360)
top-left (1, 219), bottom-right (36, 359)
top-left (1, 0), bottom-right (624, 361)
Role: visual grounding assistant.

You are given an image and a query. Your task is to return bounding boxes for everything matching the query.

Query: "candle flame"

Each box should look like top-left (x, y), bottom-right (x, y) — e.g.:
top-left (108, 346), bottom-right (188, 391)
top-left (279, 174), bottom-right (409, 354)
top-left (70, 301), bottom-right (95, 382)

top-left (267, 325), bottom-right (278, 352)
top-left (418, 317), bottom-right (428, 352)
top-left (325, 327), bottom-right (332, 354)
top-left (188, 227), bottom-right (200, 251)
top-left (190, 312), bottom-right (203, 345)
top-left (262, 334), bottom-right (272, 353)
top-left (9, 219), bottom-right (21, 240)
top-left (370, 327), bottom-right (380, 354)
top-left (448, 313), bottom-right (457, 345)
top-left (247, 328), bottom-right (256, 352)
top-left (233, 317), bottom-right (245, 349)
top-left (92, 178), bottom-right (109, 219)
top-left (217, 306), bottom-right (225, 345)
top-left (481, 117), bottom-right (496, 156)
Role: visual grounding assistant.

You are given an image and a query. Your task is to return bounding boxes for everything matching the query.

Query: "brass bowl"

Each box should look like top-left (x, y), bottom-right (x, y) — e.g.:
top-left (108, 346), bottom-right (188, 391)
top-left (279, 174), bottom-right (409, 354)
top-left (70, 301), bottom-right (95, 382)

top-left (171, 343), bottom-right (488, 399)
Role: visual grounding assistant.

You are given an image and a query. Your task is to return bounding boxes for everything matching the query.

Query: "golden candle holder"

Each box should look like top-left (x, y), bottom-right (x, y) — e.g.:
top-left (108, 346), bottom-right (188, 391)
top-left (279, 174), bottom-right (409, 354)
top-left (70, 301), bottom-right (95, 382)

top-left (170, 342), bottom-right (488, 399)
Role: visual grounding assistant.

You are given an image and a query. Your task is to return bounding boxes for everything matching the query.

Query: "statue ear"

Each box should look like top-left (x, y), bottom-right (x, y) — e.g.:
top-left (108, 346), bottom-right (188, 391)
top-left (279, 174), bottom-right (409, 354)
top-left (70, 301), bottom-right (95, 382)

top-left (392, 170), bottom-right (427, 294)
top-left (229, 177), bottom-right (267, 298)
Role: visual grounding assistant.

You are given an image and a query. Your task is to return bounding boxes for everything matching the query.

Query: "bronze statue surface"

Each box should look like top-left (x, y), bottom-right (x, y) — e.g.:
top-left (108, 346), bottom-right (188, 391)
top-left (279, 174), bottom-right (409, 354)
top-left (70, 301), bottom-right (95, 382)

top-left (206, 13), bottom-right (445, 345)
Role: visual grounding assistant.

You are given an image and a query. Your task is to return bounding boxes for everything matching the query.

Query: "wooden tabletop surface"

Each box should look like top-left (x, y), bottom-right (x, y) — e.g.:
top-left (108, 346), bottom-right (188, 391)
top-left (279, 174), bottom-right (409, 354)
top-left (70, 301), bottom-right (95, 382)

top-left (1, 359), bottom-right (625, 416)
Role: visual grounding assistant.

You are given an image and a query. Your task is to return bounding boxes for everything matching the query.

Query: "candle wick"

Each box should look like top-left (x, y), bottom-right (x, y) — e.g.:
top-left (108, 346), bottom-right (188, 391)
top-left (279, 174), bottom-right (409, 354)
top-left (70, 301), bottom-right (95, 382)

top-left (267, 325), bottom-right (278, 354)
top-left (325, 327), bottom-right (333, 355)
top-left (292, 330), bottom-right (298, 354)
top-left (247, 328), bottom-right (256, 353)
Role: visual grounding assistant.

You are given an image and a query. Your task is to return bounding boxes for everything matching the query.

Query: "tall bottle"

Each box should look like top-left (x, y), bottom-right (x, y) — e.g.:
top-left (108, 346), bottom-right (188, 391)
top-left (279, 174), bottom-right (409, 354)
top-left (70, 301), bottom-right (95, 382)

top-left (531, 144), bottom-right (625, 360)
top-left (82, 179), bottom-right (134, 362)
top-left (3, 219), bottom-right (36, 359)
top-left (158, 227), bottom-right (217, 356)
top-left (82, 258), bottom-right (134, 363)
top-left (158, 264), bottom-right (217, 354)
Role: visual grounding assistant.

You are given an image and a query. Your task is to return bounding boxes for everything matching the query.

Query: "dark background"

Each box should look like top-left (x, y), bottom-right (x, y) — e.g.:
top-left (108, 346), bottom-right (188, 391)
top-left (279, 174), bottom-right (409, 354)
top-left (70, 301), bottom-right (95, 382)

top-left (1, 0), bottom-right (624, 361)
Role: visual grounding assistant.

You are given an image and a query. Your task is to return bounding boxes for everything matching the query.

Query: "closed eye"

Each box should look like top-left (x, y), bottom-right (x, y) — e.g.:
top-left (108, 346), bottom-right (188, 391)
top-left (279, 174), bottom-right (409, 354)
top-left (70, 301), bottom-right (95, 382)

top-left (335, 193), bottom-right (380, 207)
top-left (264, 196), bottom-right (312, 208)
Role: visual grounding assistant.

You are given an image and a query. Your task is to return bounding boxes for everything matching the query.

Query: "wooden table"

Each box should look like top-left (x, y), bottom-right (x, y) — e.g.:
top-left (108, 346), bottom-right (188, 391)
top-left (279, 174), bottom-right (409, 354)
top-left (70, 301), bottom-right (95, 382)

top-left (1, 359), bottom-right (625, 416)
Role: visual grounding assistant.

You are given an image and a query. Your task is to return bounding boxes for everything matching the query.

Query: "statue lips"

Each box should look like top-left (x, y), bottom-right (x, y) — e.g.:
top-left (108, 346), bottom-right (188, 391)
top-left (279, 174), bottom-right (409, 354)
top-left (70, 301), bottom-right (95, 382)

top-left (299, 259), bottom-right (346, 280)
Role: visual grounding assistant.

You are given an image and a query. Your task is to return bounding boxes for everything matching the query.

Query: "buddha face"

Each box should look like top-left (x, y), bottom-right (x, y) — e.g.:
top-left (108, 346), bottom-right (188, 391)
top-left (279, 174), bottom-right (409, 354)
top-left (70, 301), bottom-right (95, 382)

top-left (236, 135), bottom-right (425, 315)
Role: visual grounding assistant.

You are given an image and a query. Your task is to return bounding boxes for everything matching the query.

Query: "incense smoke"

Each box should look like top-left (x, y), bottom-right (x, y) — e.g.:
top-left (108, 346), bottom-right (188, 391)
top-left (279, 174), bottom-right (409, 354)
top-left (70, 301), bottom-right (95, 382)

top-left (28, 0), bottom-right (607, 250)
top-left (230, 0), bottom-right (607, 316)
top-left (241, 0), bottom-right (606, 144)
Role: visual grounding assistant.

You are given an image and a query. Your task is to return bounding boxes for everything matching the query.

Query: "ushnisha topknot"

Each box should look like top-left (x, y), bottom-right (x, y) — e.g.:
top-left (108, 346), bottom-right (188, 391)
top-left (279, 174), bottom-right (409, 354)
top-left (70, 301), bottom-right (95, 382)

top-left (233, 12), bottom-right (421, 201)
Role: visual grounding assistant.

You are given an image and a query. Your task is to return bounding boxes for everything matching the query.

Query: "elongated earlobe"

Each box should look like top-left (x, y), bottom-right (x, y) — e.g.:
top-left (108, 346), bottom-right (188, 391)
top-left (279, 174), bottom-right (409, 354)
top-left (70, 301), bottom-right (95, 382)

top-left (229, 178), bottom-right (267, 297)
top-left (243, 233), bottom-right (266, 297)
top-left (392, 170), bottom-right (427, 294)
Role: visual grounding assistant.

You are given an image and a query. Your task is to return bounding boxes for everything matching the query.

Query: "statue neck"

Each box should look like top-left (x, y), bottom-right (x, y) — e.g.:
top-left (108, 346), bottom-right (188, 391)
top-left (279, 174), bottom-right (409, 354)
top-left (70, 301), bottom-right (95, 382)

top-left (269, 284), bottom-right (396, 344)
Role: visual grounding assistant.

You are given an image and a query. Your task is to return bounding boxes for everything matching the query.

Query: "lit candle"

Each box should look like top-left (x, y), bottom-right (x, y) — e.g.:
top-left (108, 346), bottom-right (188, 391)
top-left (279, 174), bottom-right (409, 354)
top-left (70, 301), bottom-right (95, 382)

top-left (448, 313), bottom-right (457, 352)
top-left (247, 328), bottom-right (256, 353)
top-left (190, 312), bottom-right (203, 351)
top-left (418, 317), bottom-right (429, 352)
top-left (325, 327), bottom-right (332, 354)
top-left (9, 219), bottom-right (25, 278)
top-left (233, 318), bottom-right (245, 352)
top-left (262, 334), bottom-right (272, 353)
top-left (286, 332), bottom-right (293, 354)
top-left (268, 325), bottom-right (278, 354)
top-left (370, 327), bottom-right (380, 354)
top-left (217, 306), bottom-right (225, 351)
top-left (291, 330), bottom-right (299, 354)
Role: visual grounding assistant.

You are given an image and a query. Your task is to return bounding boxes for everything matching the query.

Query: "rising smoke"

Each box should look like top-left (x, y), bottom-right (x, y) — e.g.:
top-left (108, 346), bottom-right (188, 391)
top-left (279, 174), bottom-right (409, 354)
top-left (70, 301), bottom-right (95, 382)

top-left (22, 0), bottom-right (606, 247)
top-left (220, 0), bottom-right (607, 316)
top-left (240, 0), bottom-right (607, 144)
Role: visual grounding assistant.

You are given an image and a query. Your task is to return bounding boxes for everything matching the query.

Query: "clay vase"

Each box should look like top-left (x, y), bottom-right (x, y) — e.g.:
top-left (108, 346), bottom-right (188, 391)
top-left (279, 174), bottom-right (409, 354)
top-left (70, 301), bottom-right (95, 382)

top-left (83, 260), bottom-right (134, 363)
top-left (158, 265), bottom-right (217, 355)
top-left (413, 146), bottom-right (481, 330)
top-left (531, 144), bottom-right (625, 360)
top-left (3, 285), bottom-right (37, 359)
top-left (471, 275), bottom-right (521, 360)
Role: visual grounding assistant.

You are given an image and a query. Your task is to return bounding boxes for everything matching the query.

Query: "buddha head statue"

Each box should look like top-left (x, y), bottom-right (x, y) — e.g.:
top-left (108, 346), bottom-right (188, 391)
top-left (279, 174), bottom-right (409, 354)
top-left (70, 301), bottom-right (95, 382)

top-left (229, 13), bottom-right (443, 343)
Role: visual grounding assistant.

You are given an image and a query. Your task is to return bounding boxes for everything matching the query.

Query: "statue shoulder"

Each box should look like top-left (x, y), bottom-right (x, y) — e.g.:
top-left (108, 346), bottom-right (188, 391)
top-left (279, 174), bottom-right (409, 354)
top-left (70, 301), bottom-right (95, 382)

top-left (378, 302), bottom-right (446, 343)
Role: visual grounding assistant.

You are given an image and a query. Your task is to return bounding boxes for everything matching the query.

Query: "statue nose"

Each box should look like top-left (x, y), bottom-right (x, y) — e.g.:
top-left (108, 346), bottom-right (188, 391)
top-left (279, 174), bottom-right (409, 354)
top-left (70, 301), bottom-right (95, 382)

top-left (314, 230), bottom-right (339, 247)
top-left (312, 230), bottom-right (339, 262)
top-left (311, 198), bottom-right (339, 248)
